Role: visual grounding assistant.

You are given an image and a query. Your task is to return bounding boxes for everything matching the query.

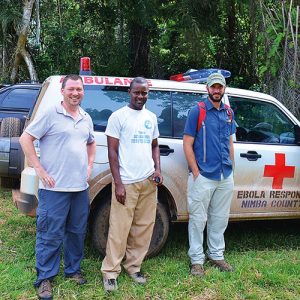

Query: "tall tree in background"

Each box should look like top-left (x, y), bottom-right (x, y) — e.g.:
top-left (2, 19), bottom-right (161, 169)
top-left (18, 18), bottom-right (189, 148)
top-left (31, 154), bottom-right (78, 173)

top-left (10, 0), bottom-right (37, 83)
top-left (0, 0), bottom-right (21, 81)
top-left (212, 0), bottom-right (260, 88)
top-left (0, 0), bottom-right (298, 118)
top-left (258, 0), bottom-right (299, 118)
top-left (123, 0), bottom-right (162, 77)
top-left (150, 0), bottom-right (221, 78)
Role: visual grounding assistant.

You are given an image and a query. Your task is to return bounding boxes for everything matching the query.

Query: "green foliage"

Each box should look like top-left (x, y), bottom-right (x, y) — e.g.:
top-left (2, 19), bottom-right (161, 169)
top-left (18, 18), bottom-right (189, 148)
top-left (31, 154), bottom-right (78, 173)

top-left (2, 0), bottom-right (262, 85)
top-left (0, 0), bottom-right (298, 115)
top-left (257, 2), bottom-right (295, 79)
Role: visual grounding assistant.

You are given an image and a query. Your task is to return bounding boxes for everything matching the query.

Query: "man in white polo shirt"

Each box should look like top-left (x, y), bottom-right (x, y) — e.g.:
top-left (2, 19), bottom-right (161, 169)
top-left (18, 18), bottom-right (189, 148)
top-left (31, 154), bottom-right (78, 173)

top-left (20, 74), bottom-right (96, 300)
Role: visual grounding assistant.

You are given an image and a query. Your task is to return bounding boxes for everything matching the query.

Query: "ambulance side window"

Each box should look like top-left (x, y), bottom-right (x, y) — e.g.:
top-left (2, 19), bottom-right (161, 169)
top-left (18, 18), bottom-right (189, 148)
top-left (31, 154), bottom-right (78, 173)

top-left (172, 92), bottom-right (206, 138)
top-left (146, 91), bottom-right (172, 137)
top-left (230, 96), bottom-right (296, 144)
top-left (82, 85), bottom-right (128, 132)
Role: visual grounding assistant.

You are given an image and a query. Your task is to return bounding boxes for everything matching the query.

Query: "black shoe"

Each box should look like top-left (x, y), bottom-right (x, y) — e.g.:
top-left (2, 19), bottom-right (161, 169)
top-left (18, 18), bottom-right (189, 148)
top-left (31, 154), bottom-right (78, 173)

top-left (37, 279), bottom-right (53, 300)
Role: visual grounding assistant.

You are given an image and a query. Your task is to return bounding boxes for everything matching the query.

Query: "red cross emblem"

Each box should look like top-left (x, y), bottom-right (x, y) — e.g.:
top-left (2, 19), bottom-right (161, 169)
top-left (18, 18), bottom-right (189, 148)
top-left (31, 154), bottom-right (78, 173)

top-left (263, 153), bottom-right (295, 189)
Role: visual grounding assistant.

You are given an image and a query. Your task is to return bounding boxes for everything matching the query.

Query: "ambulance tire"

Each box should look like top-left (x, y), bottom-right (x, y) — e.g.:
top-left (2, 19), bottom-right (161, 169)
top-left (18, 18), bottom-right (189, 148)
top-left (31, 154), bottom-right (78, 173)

top-left (147, 202), bottom-right (170, 258)
top-left (0, 117), bottom-right (22, 137)
top-left (92, 195), bottom-right (170, 259)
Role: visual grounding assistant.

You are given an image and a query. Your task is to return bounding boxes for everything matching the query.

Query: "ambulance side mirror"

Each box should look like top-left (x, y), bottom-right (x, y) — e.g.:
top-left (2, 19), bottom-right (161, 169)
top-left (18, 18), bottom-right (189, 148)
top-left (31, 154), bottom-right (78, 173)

top-left (294, 125), bottom-right (300, 145)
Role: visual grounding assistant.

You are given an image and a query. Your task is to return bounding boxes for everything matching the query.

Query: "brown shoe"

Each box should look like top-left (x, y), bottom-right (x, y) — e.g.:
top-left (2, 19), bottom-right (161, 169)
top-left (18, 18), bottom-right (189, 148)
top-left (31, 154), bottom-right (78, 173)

top-left (37, 279), bottom-right (52, 300)
top-left (190, 264), bottom-right (205, 277)
top-left (208, 259), bottom-right (234, 272)
top-left (66, 272), bottom-right (87, 285)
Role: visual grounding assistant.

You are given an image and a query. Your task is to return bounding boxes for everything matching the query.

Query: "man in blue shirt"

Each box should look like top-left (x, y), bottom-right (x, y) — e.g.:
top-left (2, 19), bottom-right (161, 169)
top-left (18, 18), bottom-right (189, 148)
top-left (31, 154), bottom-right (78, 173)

top-left (183, 73), bottom-right (236, 277)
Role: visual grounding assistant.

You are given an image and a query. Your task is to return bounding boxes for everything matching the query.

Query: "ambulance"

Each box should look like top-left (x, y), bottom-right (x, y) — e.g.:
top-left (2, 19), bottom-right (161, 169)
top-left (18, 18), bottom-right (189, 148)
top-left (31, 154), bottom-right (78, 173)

top-left (6, 58), bottom-right (300, 257)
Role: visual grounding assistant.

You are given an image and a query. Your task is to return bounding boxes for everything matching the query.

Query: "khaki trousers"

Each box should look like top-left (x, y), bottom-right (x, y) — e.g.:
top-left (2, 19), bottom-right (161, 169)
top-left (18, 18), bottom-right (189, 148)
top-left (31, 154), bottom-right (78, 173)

top-left (101, 177), bottom-right (157, 279)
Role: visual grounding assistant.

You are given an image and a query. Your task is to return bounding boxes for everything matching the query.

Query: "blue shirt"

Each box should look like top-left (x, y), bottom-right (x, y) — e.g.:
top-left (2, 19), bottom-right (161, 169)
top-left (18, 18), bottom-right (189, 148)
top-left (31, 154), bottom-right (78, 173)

top-left (184, 98), bottom-right (236, 180)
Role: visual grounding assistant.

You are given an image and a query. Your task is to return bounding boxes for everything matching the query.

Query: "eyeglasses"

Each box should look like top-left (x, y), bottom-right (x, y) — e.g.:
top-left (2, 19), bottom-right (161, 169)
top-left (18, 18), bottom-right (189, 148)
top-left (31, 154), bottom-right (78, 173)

top-left (131, 91), bottom-right (148, 96)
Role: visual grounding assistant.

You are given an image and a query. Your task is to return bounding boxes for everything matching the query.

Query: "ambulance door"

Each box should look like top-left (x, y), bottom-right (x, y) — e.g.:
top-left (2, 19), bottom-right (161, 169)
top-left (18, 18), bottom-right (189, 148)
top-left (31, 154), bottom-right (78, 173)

top-left (229, 96), bottom-right (300, 219)
top-left (146, 90), bottom-right (206, 219)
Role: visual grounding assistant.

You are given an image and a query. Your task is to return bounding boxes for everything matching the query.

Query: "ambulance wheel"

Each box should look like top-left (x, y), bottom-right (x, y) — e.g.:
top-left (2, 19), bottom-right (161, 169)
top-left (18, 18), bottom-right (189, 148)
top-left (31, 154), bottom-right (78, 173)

top-left (91, 195), bottom-right (170, 259)
top-left (91, 195), bottom-right (111, 257)
top-left (146, 201), bottom-right (170, 258)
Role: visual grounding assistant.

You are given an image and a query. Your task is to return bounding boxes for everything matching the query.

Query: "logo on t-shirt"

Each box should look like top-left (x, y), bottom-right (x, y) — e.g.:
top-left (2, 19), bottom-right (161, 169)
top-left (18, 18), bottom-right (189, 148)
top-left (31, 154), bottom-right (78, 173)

top-left (144, 120), bottom-right (152, 129)
top-left (131, 131), bottom-right (151, 144)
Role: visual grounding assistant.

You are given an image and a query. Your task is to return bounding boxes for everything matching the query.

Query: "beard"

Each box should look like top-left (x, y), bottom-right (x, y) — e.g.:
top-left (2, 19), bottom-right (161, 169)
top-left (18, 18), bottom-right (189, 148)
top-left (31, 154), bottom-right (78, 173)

top-left (208, 92), bottom-right (224, 103)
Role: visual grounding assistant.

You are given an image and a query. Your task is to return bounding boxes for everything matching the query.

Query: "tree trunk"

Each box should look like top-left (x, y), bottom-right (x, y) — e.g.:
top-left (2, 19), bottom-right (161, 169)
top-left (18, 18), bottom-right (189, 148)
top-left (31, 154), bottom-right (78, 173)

top-left (128, 24), bottom-right (150, 77)
top-left (1, 21), bottom-right (7, 80)
top-left (10, 0), bottom-right (38, 83)
top-left (35, 0), bottom-right (40, 47)
top-left (249, 0), bottom-right (258, 82)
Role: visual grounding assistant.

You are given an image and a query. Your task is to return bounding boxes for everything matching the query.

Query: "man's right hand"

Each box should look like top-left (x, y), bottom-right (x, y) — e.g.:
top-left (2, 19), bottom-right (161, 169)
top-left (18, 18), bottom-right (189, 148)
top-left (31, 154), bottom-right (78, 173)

top-left (36, 167), bottom-right (55, 188)
top-left (115, 182), bottom-right (126, 205)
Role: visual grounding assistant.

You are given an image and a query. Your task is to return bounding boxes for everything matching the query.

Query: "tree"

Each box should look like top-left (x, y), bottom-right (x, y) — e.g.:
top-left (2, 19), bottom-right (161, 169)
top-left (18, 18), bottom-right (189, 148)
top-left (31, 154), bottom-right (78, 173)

top-left (0, 0), bottom-right (21, 81)
top-left (258, 0), bottom-right (300, 118)
top-left (10, 0), bottom-right (38, 83)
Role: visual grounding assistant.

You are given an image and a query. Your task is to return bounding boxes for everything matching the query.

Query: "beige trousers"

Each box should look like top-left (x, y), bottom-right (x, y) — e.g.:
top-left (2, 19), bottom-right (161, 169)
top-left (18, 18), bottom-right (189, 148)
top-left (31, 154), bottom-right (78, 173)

top-left (101, 177), bottom-right (157, 279)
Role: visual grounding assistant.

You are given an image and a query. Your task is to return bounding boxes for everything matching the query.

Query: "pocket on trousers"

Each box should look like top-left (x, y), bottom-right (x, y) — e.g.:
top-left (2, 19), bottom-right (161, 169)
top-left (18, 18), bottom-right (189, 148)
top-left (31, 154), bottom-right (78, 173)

top-left (147, 176), bottom-right (157, 190)
top-left (188, 172), bottom-right (200, 191)
top-left (36, 208), bottom-right (48, 232)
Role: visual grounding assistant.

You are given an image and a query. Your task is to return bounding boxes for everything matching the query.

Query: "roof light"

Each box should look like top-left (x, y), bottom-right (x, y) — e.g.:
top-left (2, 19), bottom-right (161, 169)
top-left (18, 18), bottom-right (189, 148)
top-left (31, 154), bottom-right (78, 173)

top-left (170, 68), bottom-right (231, 83)
top-left (79, 57), bottom-right (92, 75)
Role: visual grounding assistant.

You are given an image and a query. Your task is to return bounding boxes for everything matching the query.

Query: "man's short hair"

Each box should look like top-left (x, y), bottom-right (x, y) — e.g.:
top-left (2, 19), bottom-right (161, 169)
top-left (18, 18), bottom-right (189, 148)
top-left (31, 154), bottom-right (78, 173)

top-left (129, 77), bottom-right (148, 89)
top-left (62, 75), bottom-right (83, 88)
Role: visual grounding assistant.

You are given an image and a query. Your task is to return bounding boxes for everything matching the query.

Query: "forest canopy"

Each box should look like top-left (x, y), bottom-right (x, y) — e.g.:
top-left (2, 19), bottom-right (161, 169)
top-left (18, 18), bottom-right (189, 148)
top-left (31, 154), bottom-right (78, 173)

top-left (0, 0), bottom-right (299, 118)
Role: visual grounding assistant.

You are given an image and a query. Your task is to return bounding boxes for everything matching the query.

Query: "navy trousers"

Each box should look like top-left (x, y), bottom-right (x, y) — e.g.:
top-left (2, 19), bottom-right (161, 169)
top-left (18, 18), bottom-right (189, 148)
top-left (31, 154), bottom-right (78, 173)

top-left (34, 189), bottom-right (89, 287)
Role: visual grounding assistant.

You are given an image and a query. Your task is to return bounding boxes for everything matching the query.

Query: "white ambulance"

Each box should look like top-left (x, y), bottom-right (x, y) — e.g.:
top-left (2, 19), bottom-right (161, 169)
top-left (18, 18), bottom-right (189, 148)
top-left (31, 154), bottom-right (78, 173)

top-left (9, 63), bottom-right (300, 257)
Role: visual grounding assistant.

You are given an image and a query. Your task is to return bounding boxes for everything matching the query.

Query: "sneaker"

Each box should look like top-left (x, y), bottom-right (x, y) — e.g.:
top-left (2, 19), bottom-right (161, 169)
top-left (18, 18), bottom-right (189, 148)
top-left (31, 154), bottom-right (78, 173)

top-left (103, 278), bottom-right (118, 292)
top-left (66, 272), bottom-right (87, 285)
top-left (128, 272), bottom-right (147, 284)
top-left (190, 264), bottom-right (205, 277)
top-left (37, 279), bottom-right (53, 300)
top-left (208, 259), bottom-right (234, 272)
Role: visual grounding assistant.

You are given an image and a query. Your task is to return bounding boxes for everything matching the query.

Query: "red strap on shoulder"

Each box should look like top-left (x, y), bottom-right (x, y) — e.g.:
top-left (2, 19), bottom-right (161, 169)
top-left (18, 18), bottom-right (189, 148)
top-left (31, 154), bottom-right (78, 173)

top-left (197, 102), bottom-right (206, 132)
top-left (224, 103), bottom-right (233, 121)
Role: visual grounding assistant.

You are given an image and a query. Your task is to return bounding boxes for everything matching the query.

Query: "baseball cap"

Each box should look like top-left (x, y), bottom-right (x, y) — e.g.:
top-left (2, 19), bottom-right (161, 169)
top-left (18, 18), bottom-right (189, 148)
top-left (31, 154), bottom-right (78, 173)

top-left (207, 73), bottom-right (226, 87)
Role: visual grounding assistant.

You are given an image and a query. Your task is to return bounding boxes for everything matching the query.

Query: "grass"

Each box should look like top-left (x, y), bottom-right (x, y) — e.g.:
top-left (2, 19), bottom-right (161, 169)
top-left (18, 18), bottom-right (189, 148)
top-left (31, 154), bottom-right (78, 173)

top-left (0, 189), bottom-right (299, 300)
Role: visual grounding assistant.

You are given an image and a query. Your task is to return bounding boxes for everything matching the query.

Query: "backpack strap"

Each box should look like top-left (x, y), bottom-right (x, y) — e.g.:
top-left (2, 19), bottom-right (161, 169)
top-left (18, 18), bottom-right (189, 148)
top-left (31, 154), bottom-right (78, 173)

top-left (196, 102), bottom-right (207, 163)
top-left (197, 102), bottom-right (206, 132)
top-left (224, 103), bottom-right (233, 122)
